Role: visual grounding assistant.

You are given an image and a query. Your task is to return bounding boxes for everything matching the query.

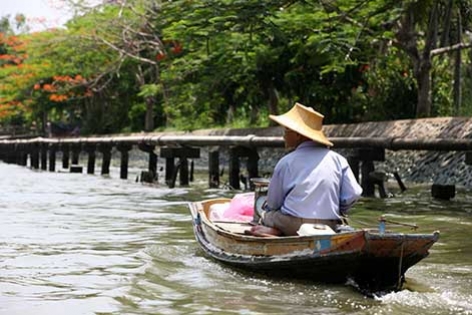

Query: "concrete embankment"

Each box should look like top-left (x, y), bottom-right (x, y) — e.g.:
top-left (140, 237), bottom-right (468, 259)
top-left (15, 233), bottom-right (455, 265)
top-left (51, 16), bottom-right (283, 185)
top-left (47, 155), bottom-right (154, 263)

top-left (142, 117), bottom-right (472, 188)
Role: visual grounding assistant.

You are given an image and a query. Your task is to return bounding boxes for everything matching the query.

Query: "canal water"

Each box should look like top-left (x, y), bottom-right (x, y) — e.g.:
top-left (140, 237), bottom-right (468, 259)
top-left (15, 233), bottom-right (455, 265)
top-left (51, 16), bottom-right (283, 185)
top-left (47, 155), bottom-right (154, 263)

top-left (1, 161), bottom-right (472, 315)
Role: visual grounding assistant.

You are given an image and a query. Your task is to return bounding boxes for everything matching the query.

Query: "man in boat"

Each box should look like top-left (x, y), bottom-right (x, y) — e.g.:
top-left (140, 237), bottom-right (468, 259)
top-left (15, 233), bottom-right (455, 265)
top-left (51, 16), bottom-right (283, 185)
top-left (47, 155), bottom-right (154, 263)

top-left (250, 102), bottom-right (363, 236)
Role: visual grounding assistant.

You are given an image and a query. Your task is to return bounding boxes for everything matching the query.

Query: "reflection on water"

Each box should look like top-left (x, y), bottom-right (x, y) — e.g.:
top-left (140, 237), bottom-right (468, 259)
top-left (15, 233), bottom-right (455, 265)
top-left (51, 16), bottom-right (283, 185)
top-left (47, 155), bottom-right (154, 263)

top-left (1, 162), bottom-right (472, 315)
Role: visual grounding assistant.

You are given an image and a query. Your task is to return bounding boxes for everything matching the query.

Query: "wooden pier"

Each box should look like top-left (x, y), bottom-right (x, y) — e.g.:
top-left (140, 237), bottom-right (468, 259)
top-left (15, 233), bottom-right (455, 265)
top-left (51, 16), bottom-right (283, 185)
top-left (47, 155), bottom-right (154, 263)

top-left (1, 134), bottom-right (471, 198)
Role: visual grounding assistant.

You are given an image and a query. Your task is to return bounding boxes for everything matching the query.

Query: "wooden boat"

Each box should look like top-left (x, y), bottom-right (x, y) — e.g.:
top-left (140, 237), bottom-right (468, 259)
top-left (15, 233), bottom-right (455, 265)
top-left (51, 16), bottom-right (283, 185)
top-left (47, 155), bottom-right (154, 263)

top-left (188, 197), bottom-right (440, 294)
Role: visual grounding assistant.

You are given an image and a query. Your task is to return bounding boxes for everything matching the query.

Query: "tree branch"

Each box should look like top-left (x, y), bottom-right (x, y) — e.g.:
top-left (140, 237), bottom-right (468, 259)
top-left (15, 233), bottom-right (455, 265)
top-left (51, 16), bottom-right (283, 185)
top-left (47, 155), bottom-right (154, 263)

top-left (98, 36), bottom-right (157, 65)
top-left (431, 42), bottom-right (472, 56)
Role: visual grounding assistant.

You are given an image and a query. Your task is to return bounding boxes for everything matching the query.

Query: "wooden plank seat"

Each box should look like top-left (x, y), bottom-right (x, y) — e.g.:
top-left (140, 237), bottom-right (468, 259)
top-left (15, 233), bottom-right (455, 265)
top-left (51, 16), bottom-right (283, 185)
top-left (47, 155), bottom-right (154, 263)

top-left (213, 221), bottom-right (254, 235)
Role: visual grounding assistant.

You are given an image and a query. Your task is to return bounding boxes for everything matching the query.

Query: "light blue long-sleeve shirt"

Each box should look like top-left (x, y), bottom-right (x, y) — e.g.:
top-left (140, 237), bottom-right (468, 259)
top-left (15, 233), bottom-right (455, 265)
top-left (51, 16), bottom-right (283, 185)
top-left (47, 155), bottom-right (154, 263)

top-left (265, 141), bottom-right (362, 220)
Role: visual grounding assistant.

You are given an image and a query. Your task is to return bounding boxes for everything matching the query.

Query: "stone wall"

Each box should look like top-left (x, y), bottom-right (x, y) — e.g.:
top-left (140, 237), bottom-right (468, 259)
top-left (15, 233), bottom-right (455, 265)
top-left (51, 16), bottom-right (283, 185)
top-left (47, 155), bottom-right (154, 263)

top-left (325, 117), bottom-right (472, 188)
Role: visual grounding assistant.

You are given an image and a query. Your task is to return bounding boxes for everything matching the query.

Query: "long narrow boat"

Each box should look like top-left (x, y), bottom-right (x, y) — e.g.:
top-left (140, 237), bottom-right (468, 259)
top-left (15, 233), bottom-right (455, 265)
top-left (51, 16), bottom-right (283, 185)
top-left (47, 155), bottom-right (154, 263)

top-left (188, 197), bottom-right (440, 294)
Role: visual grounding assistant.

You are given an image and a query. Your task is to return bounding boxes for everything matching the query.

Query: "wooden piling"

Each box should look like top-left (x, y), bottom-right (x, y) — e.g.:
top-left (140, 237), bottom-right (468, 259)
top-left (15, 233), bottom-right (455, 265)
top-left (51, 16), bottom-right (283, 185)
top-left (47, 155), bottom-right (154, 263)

top-left (71, 145), bottom-right (81, 165)
top-left (30, 144), bottom-right (39, 169)
top-left (165, 157), bottom-right (175, 184)
top-left (5, 134), bottom-right (472, 194)
top-left (40, 143), bottom-right (47, 170)
top-left (229, 148), bottom-right (240, 190)
top-left (347, 157), bottom-right (360, 182)
top-left (98, 144), bottom-right (112, 175)
top-left (19, 149), bottom-right (27, 166)
top-left (180, 157), bottom-right (189, 186)
top-left (16, 144), bottom-right (27, 166)
top-left (2, 144), bottom-right (12, 164)
top-left (393, 171), bottom-right (407, 192)
top-left (168, 161), bottom-right (181, 188)
top-left (209, 150), bottom-right (220, 188)
top-left (361, 161), bottom-right (375, 197)
top-left (190, 160), bottom-right (194, 182)
top-left (160, 147), bottom-right (200, 187)
top-left (228, 146), bottom-right (259, 190)
top-left (246, 150), bottom-right (259, 190)
top-left (349, 148), bottom-right (385, 197)
top-left (84, 144), bottom-right (96, 175)
top-left (61, 144), bottom-right (70, 169)
top-left (117, 144), bottom-right (132, 179)
top-left (369, 171), bottom-right (389, 198)
top-left (138, 143), bottom-right (157, 182)
top-left (48, 145), bottom-right (56, 172)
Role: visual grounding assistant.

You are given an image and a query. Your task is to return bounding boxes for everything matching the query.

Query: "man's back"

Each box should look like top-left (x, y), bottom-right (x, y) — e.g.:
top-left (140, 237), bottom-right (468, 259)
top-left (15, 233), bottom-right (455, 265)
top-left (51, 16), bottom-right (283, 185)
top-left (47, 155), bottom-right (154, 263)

top-left (266, 141), bottom-right (361, 220)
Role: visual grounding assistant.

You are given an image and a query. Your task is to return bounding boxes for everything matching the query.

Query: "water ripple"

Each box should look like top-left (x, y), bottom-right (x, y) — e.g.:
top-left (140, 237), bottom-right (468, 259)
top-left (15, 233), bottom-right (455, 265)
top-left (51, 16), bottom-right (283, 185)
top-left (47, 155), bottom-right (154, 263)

top-left (1, 162), bottom-right (472, 315)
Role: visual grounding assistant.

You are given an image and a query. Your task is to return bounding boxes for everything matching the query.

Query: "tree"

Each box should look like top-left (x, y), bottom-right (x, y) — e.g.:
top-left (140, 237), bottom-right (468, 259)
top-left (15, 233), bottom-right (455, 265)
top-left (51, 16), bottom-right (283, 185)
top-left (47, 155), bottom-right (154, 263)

top-left (386, 0), bottom-right (472, 117)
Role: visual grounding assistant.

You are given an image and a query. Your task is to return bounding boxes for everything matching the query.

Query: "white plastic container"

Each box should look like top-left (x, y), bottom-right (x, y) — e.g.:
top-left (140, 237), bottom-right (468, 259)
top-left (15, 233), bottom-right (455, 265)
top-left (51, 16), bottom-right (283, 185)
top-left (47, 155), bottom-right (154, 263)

top-left (297, 223), bottom-right (335, 236)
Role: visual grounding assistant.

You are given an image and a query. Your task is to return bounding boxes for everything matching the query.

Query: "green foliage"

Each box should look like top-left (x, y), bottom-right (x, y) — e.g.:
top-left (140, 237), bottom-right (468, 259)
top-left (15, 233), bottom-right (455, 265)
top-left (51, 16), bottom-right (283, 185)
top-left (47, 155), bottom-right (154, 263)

top-left (360, 49), bottom-right (417, 121)
top-left (432, 57), bottom-right (454, 117)
top-left (128, 102), bottom-right (146, 131)
top-left (2, 0), bottom-right (472, 134)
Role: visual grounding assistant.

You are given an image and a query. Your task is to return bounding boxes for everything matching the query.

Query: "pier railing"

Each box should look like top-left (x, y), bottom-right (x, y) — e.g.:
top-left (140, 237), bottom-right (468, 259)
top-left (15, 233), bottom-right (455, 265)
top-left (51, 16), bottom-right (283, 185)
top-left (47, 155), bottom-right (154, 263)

top-left (2, 135), bottom-right (472, 150)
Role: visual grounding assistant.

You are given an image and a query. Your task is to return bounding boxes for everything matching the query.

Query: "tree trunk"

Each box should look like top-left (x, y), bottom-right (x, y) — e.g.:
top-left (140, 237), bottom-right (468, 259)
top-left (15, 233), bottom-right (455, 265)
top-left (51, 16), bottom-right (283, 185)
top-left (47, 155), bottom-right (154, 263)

top-left (267, 81), bottom-right (279, 126)
top-left (226, 104), bottom-right (235, 124)
top-left (453, 11), bottom-right (462, 116)
top-left (395, 3), bottom-right (439, 118)
top-left (415, 3), bottom-right (439, 117)
top-left (416, 61), bottom-right (432, 117)
top-left (41, 111), bottom-right (48, 137)
top-left (144, 97), bottom-right (154, 131)
top-left (249, 105), bottom-right (258, 124)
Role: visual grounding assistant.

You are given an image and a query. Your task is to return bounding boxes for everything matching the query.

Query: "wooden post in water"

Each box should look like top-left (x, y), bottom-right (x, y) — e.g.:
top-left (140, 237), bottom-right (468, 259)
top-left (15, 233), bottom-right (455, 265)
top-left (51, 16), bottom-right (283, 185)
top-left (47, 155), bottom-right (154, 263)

top-left (98, 144), bottom-right (112, 175)
top-left (229, 147), bottom-right (241, 190)
top-left (12, 145), bottom-right (19, 165)
top-left (361, 161), bottom-right (375, 196)
top-left (6, 144), bottom-right (13, 163)
top-left (84, 144), bottom-right (96, 174)
top-left (117, 144), bottom-right (132, 179)
top-left (1, 144), bottom-right (12, 163)
top-left (61, 144), bottom-right (70, 169)
top-left (71, 145), bottom-right (81, 165)
top-left (149, 150), bottom-right (157, 180)
top-left (30, 144), bottom-right (39, 169)
top-left (180, 157), bottom-right (189, 186)
top-left (48, 144), bottom-right (56, 172)
top-left (40, 143), bottom-right (47, 170)
top-left (190, 160), bottom-right (194, 182)
top-left (18, 145), bottom-right (28, 166)
top-left (246, 149), bottom-right (259, 190)
top-left (160, 147), bottom-right (200, 187)
top-left (355, 148), bottom-right (385, 197)
top-left (228, 146), bottom-right (259, 190)
top-left (138, 143), bottom-right (158, 183)
top-left (208, 150), bottom-right (220, 188)
top-left (70, 144), bottom-right (82, 173)
top-left (8, 144), bottom-right (16, 164)
top-left (165, 157), bottom-right (175, 185)
top-left (347, 156), bottom-right (360, 182)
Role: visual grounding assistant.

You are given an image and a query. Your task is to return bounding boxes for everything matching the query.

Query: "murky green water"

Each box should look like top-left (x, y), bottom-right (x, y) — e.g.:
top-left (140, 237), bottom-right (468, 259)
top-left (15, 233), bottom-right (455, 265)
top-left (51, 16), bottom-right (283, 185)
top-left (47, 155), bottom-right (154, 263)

top-left (1, 162), bottom-right (471, 315)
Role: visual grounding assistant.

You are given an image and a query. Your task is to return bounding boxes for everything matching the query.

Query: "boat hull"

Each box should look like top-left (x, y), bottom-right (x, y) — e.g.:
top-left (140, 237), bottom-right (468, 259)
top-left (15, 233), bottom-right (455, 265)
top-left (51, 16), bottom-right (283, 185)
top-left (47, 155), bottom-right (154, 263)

top-left (189, 199), bottom-right (439, 293)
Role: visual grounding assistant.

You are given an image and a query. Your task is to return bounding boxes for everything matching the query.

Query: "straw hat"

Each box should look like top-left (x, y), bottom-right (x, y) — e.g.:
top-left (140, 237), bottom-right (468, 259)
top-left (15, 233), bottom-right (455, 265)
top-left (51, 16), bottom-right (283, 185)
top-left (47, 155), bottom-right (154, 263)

top-left (269, 102), bottom-right (333, 147)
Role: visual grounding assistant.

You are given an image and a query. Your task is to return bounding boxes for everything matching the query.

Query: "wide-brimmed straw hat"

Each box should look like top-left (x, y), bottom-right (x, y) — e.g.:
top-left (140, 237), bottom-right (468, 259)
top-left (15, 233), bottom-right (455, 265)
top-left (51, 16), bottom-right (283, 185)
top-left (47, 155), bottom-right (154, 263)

top-left (269, 102), bottom-right (333, 147)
